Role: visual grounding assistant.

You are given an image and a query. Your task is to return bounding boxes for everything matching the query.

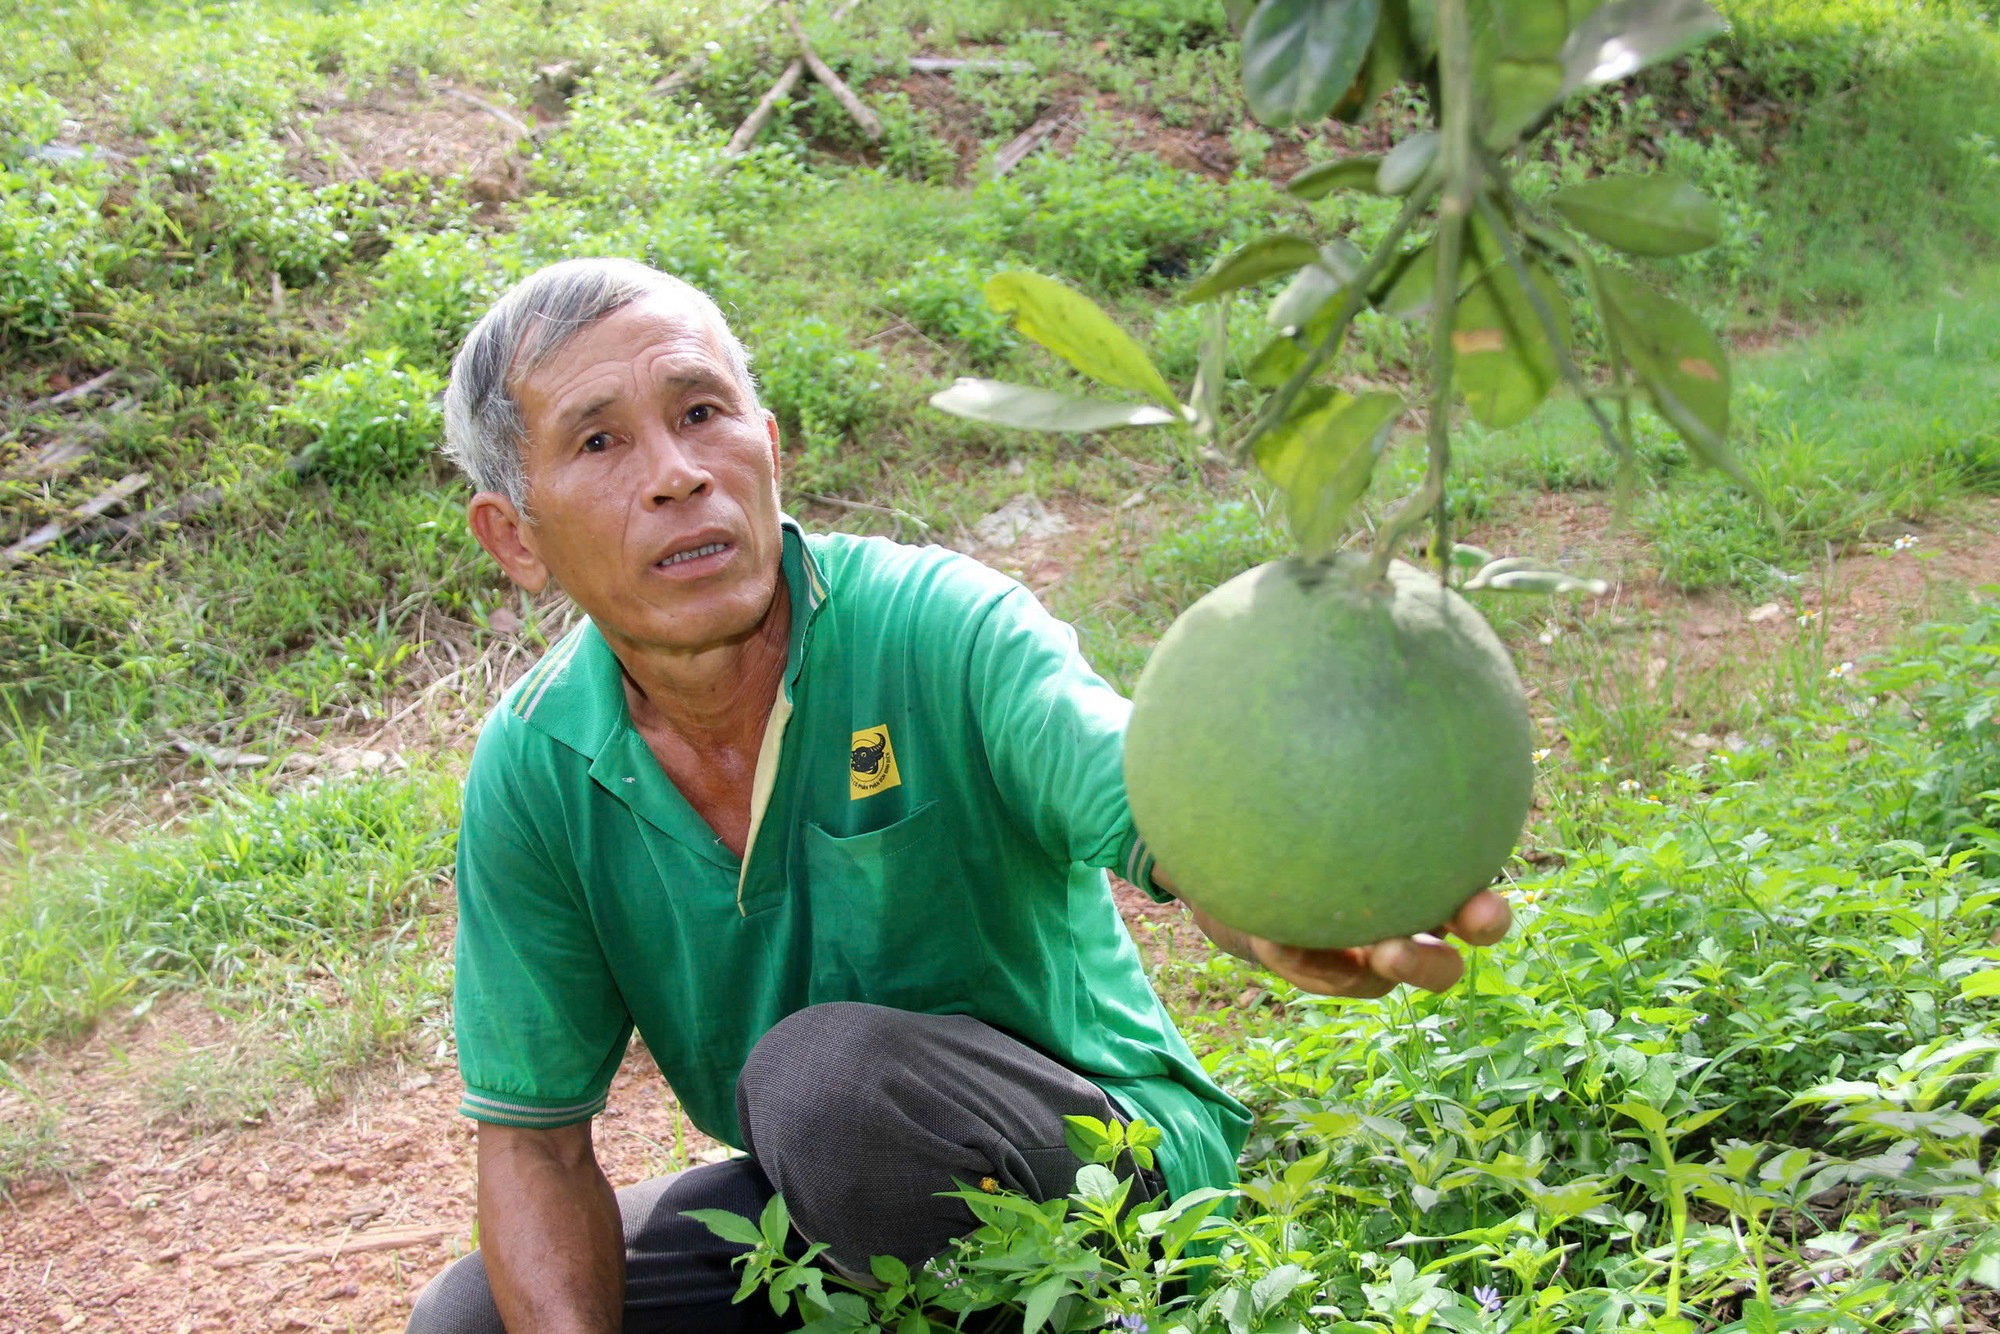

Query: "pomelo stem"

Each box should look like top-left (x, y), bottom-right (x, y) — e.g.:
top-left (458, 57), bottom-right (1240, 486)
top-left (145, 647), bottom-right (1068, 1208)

top-left (1371, 0), bottom-right (1477, 583)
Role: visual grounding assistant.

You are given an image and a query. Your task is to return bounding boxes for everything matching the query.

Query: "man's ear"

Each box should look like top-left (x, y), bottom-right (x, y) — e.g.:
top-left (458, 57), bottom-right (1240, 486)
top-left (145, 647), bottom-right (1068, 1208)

top-left (763, 409), bottom-right (781, 478)
top-left (468, 492), bottom-right (550, 594)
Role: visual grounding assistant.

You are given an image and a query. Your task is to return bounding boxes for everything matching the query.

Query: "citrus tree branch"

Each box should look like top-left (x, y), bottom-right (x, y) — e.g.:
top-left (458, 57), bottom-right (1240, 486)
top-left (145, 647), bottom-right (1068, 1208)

top-left (1232, 184), bottom-right (1436, 462)
top-left (1372, 0), bottom-right (1476, 580)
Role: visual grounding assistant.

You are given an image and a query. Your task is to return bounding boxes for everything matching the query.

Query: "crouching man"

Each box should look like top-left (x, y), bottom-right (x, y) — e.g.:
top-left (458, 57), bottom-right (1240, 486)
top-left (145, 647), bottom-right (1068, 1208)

top-left (408, 258), bottom-right (1512, 1333)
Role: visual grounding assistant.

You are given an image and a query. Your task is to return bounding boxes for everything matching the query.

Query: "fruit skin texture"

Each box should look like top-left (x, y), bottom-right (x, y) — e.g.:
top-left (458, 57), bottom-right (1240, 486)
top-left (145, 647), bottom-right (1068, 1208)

top-left (1124, 554), bottom-right (1533, 950)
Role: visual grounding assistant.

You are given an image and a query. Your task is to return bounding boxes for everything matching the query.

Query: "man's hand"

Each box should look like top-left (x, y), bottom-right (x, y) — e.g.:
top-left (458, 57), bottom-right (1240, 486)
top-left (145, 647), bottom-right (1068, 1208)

top-left (1168, 877), bottom-right (1514, 998)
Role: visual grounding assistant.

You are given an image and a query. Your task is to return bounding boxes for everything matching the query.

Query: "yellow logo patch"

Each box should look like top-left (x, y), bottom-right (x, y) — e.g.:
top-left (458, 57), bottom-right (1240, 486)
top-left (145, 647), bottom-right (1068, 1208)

top-left (849, 726), bottom-right (902, 799)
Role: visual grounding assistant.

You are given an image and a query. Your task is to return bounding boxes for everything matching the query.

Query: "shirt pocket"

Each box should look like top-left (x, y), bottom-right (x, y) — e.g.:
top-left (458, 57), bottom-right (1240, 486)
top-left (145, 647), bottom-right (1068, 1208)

top-left (801, 800), bottom-right (993, 1010)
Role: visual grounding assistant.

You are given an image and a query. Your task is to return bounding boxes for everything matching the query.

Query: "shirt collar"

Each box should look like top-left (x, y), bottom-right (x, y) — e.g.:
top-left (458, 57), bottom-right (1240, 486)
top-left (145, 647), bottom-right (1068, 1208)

top-left (509, 514), bottom-right (826, 761)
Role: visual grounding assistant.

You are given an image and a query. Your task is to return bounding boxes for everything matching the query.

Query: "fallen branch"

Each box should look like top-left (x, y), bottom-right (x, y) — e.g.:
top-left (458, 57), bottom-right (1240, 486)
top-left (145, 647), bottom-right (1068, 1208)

top-left (783, 0), bottom-right (880, 140)
top-left (18, 369), bottom-right (118, 415)
top-left (990, 106), bottom-right (1070, 177)
top-left (77, 483), bottom-right (225, 545)
top-left (211, 1223), bottom-right (458, 1270)
top-left (907, 57), bottom-right (1033, 73)
top-left (723, 0), bottom-right (863, 158)
top-left (725, 59), bottom-right (807, 156)
top-left (1, 437), bottom-right (92, 482)
top-left (3, 472), bottom-right (149, 565)
top-left (440, 85), bottom-right (532, 140)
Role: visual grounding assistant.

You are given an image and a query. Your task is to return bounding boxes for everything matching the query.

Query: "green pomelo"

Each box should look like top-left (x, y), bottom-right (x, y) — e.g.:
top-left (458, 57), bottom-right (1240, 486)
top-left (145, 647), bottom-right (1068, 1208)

top-left (1125, 554), bottom-right (1533, 949)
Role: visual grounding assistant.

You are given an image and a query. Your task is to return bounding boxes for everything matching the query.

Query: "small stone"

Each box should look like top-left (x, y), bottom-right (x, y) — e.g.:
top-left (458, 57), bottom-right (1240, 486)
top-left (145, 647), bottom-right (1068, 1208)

top-left (1746, 602), bottom-right (1783, 624)
top-left (246, 1171), bottom-right (269, 1191)
top-left (191, 1184), bottom-right (220, 1206)
top-left (399, 1073), bottom-right (436, 1093)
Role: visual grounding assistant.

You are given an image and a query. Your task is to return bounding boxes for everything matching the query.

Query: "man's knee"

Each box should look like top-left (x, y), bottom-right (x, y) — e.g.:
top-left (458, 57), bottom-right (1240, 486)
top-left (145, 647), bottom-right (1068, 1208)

top-left (736, 1002), bottom-right (914, 1148)
top-left (405, 1251), bottom-right (503, 1334)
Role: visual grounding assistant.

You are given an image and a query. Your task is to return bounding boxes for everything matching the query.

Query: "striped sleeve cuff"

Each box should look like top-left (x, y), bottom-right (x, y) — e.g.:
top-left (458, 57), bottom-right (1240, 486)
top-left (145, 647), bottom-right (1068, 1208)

top-left (458, 1086), bottom-right (608, 1128)
top-left (1120, 830), bottom-right (1174, 905)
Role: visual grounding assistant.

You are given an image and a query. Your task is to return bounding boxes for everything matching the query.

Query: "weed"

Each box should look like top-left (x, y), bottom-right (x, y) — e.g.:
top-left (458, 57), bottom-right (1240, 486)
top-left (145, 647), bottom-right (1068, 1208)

top-left (882, 252), bottom-right (1016, 367)
top-left (278, 350), bottom-right (445, 482)
top-left (973, 120), bottom-right (1283, 292)
top-left (0, 159), bottom-right (112, 346)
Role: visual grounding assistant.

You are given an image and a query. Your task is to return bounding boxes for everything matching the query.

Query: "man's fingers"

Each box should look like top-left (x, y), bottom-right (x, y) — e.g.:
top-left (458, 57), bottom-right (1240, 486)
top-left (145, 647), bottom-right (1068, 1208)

top-left (1254, 943), bottom-right (1393, 998)
top-left (1446, 889), bottom-right (1513, 947)
top-left (1364, 936), bottom-right (1466, 993)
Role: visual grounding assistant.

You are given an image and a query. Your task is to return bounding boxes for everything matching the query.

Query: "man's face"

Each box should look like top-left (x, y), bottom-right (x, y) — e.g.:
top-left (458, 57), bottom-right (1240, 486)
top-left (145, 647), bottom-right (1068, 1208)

top-left (494, 292), bottom-right (785, 657)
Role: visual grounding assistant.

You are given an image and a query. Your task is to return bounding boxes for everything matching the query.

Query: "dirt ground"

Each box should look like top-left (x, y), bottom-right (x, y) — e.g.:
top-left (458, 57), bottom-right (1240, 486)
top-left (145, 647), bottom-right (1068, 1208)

top-left (0, 881), bottom-right (1191, 1334)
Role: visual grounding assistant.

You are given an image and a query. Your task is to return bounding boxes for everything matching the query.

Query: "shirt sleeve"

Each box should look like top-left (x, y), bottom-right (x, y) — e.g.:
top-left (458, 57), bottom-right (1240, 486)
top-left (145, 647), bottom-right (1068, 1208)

top-left (451, 712), bottom-right (633, 1127)
top-left (959, 574), bottom-right (1174, 903)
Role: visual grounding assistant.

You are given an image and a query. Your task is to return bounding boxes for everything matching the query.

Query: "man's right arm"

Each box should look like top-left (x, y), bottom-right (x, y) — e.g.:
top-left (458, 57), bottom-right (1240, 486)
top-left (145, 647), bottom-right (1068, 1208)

top-left (477, 1120), bottom-right (623, 1334)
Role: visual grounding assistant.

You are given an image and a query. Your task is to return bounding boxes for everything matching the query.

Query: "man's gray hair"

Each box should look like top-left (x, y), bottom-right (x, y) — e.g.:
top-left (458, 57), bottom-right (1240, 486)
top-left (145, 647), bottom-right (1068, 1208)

top-left (441, 258), bottom-right (757, 509)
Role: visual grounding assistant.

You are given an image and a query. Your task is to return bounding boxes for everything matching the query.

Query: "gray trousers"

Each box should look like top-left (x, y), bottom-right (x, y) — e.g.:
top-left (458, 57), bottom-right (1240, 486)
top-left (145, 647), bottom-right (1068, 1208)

top-left (408, 1003), bottom-right (1161, 1333)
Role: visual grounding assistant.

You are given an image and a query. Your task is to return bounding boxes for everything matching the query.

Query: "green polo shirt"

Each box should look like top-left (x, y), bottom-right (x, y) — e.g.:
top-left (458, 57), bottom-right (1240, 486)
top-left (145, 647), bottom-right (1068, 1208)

top-left (451, 517), bottom-right (1251, 1203)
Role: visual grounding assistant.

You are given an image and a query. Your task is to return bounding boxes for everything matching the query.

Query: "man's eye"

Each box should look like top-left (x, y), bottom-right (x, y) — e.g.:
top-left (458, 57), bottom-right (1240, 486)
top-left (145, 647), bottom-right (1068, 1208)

top-left (686, 404), bottom-right (714, 425)
top-left (581, 432), bottom-right (612, 453)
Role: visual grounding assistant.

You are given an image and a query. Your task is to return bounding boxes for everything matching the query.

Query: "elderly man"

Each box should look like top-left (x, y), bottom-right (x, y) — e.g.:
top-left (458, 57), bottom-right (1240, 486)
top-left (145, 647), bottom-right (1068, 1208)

top-left (408, 257), bottom-right (1512, 1334)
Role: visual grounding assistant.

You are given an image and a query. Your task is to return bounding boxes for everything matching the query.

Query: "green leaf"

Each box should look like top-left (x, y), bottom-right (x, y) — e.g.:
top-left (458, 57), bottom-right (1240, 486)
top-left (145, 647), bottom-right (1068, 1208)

top-left (1255, 388), bottom-right (1404, 557)
top-left (1452, 260), bottom-right (1568, 429)
top-left (1377, 129), bottom-right (1439, 195)
top-left (759, 1193), bottom-right (792, 1252)
top-left (929, 379), bottom-right (1182, 432)
top-left (870, 1254), bottom-right (910, 1288)
top-left (1960, 969), bottom-right (2000, 1000)
top-left (1267, 262), bottom-right (1344, 332)
top-left (1022, 1277), bottom-right (1072, 1334)
top-left (1072, 1162), bottom-right (1122, 1207)
top-left (1594, 267), bottom-right (1736, 473)
top-left (1560, 0), bottom-right (1729, 97)
top-left (1958, 1231), bottom-right (2000, 1290)
top-left (1449, 542), bottom-right (1494, 568)
top-left (1741, 1299), bottom-right (1779, 1334)
top-left (1286, 156), bottom-right (1384, 200)
top-left (1613, 1100), bottom-right (1669, 1135)
top-left (1063, 1114), bottom-right (1114, 1164)
top-left (1242, 0), bottom-right (1384, 127)
top-left (1552, 173), bottom-right (1722, 255)
top-left (896, 1313), bottom-right (934, 1334)
top-left (983, 272), bottom-right (1177, 407)
top-left (1184, 233), bottom-right (1321, 303)
top-left (1486, 56), bottom-right (1565, 143)
top-left (1246, 331), bottom-right (1306, 387)
top-left (683, 1208), bottom-right (765, 1248)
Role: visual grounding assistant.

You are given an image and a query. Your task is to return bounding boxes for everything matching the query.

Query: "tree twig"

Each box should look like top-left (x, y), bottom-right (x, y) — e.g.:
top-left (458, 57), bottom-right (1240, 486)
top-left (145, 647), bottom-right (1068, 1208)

top-left (989, 106), bottom-right (1070, 177)
top-left (782, 0), bottom-right (880, 140)
top-left (18, 369), bottom-right (118, 414)
top-left (439, 85), bottom-right (532, 139)
top-left (725, 59), bottom-right (807, 156)
top-left (723, 0), bottom-right (863, 157)
top-left (908, 57), bottom-right (1033, 74)
top-left (2, 472), bottom-right (150, 565)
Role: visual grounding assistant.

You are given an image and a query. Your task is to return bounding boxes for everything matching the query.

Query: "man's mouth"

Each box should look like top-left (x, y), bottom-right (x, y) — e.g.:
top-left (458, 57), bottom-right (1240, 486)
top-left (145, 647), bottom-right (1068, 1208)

top-left (656, 541), bottom-right (728, 568)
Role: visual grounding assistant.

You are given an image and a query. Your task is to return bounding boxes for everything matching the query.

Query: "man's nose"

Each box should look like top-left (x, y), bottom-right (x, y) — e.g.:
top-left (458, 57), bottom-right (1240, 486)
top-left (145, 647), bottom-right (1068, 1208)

top-left (637, 425), bottom-right (709, 505)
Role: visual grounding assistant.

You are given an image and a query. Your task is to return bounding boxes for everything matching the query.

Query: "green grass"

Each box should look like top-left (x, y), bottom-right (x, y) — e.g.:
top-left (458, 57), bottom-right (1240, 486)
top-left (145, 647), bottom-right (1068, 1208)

top-left (0, 765), bottom-right (460, 1058)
